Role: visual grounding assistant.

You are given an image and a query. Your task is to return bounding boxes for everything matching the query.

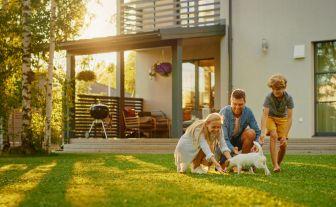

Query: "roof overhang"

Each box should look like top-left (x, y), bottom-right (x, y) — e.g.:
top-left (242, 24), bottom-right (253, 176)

top-left (59, 24), bottom-right (225, 55)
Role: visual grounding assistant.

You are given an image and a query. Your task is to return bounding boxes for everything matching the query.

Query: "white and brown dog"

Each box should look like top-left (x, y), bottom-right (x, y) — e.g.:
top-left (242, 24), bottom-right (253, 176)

top-left (224, 141), bottom-right (271, 176)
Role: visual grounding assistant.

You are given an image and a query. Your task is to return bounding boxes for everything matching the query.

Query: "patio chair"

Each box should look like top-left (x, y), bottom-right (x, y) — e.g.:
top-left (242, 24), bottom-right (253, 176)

top-left (123, 108), bottom-right (153, 138)
top-left (150, 110), bottom-right (170, 138)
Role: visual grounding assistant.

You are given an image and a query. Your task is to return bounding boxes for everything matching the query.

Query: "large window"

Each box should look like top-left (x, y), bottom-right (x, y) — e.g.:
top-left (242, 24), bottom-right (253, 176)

top-left (182, 59), bottom-right (215, 121)
top-left (315, 41), bottom-right (336, 135)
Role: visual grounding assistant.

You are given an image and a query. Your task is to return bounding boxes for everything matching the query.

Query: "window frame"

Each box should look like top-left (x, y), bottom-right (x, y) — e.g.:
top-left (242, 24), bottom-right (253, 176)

top-left (314, 40), bottom-right (336, 136)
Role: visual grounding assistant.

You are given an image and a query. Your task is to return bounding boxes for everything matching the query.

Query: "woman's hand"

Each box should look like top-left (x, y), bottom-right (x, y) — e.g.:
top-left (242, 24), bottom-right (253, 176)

top-left (233, 147), bottom-right (239, 155)
top-left (215, 164), bottom-right (225, 173)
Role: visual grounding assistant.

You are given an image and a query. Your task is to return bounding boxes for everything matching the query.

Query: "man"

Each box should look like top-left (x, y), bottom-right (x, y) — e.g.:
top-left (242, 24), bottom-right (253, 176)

top-left (219, 89), bottom-right (261, 162)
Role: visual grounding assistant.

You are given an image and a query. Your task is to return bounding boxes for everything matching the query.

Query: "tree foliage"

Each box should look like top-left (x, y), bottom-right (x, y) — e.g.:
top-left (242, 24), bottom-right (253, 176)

top-left (0, 0), bottom-right (87, 152)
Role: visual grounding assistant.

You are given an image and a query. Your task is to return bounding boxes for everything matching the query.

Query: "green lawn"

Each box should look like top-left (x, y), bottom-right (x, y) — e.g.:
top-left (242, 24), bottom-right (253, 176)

top-left (0, 154), bottom-right (335, 207)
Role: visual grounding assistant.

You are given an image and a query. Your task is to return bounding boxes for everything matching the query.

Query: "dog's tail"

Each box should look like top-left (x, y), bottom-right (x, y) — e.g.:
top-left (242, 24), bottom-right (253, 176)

top-left (253, 141), bottom-right (263, 154)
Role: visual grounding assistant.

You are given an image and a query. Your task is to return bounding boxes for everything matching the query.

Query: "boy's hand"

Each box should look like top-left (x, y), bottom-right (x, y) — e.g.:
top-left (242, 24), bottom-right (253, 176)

top-left (279, 137), bottom-right (287, 147)
top-left (259, 135), bottom-right (265, 144)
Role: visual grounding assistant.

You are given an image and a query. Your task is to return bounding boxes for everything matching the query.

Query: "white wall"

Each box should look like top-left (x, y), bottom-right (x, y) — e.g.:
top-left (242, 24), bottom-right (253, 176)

top-left (135, 47), bottom-right (173, 119)
top-left (220, 0), bottom-right (230, 106)
top-left (135, 37), bottom-right (221, 119)
top-left (229, 0), bottom-right (336, 138)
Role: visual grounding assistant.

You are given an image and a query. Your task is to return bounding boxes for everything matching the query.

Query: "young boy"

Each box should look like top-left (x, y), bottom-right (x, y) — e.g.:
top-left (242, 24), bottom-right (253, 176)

top-left (260, 74), bottom-right (294, 173)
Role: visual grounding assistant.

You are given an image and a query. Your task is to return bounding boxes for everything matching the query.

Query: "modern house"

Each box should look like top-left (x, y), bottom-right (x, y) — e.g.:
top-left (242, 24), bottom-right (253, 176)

top-left (60, 0), bottom-right (336, 141)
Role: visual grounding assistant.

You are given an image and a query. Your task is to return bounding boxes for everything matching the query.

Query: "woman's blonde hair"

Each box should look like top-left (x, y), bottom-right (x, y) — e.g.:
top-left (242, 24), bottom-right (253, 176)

top-left (267, 74), bottom-right (287, 89)
top-left (185, 113), bottom-right (223, 148)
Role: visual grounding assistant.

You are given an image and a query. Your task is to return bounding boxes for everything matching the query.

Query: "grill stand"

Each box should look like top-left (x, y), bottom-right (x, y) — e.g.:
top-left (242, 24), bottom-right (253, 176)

top-left (87, 119), bottom-right (108, 139)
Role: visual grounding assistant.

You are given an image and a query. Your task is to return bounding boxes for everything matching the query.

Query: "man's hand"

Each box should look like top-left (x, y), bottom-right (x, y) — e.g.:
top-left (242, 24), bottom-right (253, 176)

top-left (250, 145), bottom-right (258, 152)
top-left (233, 147), bottom-right (239, 155)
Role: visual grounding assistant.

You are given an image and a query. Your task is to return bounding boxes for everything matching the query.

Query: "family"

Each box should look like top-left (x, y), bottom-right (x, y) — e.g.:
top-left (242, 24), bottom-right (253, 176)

top-left (175, 74), bottom-right (294, 174)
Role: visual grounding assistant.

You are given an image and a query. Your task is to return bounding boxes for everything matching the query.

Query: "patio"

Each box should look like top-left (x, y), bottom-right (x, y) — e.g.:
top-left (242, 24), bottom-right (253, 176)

top-left (60, 26), bottom-right (225, 141)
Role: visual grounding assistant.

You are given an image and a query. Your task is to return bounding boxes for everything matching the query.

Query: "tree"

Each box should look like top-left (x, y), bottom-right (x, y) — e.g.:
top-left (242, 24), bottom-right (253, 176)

top-left (125, 51), bottom-right (135, 95)
top-left (21, 0), bottom-right (35, 154)
top-left (1, 0), bottom-right (87, 153)
top-left (44, 0), bottom-right (56, 152)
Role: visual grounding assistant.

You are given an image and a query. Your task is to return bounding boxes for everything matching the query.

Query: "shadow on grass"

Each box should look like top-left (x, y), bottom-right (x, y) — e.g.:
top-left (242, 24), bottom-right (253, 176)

top-left (129, 154), bottom-right (335, 206)
top-left (0, 157), bottom-right (53, 189)
top-left (1, 154), bottom-right (334, 207)
top-left (18, 156), bottom-right (78, 207)
top-left (184, 155), bottom-right (336, 207)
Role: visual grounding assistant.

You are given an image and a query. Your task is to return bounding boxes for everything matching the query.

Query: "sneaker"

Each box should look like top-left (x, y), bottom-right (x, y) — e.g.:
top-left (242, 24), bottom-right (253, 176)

top-left (191, 166), bottom-right (207, 174)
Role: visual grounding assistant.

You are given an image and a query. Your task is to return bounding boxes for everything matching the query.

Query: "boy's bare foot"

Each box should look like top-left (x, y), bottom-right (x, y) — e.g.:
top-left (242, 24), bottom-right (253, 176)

top-left (273, 167), bottom-right (281, 173)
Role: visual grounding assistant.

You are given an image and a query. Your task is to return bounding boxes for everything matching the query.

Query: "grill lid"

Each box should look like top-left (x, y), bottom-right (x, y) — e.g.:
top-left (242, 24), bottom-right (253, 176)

top-left (90, 104), bottom-right (109, 119)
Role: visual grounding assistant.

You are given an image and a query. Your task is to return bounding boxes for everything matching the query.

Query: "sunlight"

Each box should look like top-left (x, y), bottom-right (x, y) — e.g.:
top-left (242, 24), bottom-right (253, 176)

top-left (251, 177), bottom-right (279, 186)
top-left (66, 160), bottom-right (121, 207)
top-left (115, 155), bottom-right (168, 171)
top-left (0, 164), bottom-right (28, 174)
top-left (0, 161), bottom-right (56, 207)
top-left (107, 170), bottom-right (302, 207)
top-left (74, 1), bottom-right (135, 72)
top-left (286, 161), bottom-right (336, 170)
top-left (79, 0), bottom-right (116, 39)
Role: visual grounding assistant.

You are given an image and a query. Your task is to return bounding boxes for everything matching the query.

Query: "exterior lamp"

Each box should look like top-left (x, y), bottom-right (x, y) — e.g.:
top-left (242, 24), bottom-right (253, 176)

top-left (262, 38), bottom-right (268, 52)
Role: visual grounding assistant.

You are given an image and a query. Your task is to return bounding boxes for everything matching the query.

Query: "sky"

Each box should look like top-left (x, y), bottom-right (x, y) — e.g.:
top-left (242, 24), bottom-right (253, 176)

top-left (79, 0), bottom-right (117, 39)
top-left (75, 0), bottom-right (118, 70)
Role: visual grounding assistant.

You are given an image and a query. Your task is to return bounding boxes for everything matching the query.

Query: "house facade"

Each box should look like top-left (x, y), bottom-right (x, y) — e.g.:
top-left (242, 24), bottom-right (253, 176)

top-left (60, 0), bottom-right (336, 139)
top-left (134, 0), bottom-right (336, 139)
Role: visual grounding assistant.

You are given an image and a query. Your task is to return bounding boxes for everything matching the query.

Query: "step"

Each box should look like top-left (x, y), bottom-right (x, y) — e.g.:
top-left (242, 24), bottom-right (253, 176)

top-left (62, 137), bottom-right (336, 154)
top-left (70, 138), bottom-right (179, 144)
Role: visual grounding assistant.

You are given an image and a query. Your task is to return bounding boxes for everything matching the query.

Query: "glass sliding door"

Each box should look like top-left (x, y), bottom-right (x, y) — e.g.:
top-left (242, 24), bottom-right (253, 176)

top-left (182, 62), bottom-right (196, 121)
top-left (314, 41), bottom-right (336, 135)
top-left (199, 59), bottom-right (215, 112)
top-left (182, 59), bottom-right (215, 122)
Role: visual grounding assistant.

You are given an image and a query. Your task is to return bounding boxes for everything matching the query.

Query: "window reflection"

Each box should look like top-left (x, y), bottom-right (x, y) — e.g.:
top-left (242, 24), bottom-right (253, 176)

top-left (182, 59), bottom-right (215, 122)
top-left (315, 40), bottom-right (336, 134)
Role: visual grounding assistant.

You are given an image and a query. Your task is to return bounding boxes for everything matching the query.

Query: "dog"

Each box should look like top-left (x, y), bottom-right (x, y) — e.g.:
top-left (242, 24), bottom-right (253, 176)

top-left (224, 141), bottom-right (271, 176)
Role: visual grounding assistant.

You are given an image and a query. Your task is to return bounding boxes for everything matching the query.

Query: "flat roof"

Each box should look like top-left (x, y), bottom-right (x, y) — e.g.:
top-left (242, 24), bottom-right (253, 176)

top-left (59, 25), bottom-right (225, 55)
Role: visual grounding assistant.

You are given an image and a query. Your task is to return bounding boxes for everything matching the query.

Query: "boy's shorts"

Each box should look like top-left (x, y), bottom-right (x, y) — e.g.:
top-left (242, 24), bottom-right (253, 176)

top-left (266, 116), bottom-right (288, 139)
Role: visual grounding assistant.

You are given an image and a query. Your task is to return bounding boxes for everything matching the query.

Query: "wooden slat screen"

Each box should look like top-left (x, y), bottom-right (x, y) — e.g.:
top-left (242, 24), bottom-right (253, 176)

top-left (75, 94), bottom-right (144, 138)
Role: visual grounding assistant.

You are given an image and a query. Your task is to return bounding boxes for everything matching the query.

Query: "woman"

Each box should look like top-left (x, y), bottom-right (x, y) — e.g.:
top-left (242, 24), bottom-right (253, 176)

top-left (175, 113), bottom-right (231, 174)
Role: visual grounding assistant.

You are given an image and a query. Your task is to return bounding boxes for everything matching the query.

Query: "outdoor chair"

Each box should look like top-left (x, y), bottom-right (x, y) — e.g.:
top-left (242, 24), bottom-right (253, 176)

top-left (123, 108), bottom-right (154, 138)
top-left (150, 110), bottom-right (170, 138)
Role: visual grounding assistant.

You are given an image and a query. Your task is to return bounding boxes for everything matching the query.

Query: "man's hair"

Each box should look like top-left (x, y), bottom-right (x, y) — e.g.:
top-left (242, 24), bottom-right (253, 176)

top-left (267, 74), bottom-right (287, 89)
top-left (231, 89), bottom-right (246, 101)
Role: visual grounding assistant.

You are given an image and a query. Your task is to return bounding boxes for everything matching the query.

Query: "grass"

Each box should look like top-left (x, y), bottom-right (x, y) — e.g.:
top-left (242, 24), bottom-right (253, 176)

top-left (0, 154), bottom-right (335, 207)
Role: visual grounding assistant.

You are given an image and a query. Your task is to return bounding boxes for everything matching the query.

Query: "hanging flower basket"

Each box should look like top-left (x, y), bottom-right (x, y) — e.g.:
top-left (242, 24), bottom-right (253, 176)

top-left (76, 70), bottom-right (96, 82)
top-left (154, 62), bottom-right (172, 76)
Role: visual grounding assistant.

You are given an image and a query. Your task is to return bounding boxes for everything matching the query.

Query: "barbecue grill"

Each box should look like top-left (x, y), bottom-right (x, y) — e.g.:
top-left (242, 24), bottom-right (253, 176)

top-left (87, 104), bottom-right (109, 139)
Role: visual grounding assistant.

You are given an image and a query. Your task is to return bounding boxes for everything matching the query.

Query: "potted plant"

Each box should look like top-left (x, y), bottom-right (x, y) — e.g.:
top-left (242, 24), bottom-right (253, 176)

top-left (76, 70), bottom-right (96, 82)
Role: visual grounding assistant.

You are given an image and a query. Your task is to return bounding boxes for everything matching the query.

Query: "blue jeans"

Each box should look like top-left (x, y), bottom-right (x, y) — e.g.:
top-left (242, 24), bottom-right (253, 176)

top-left (218, 135), bottom-right (243, 164)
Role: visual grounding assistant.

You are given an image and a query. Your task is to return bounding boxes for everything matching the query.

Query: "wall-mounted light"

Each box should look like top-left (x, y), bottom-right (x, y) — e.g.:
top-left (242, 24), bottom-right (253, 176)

top-left (262, 38), bottom-right (268, 52)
